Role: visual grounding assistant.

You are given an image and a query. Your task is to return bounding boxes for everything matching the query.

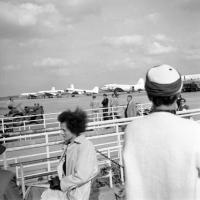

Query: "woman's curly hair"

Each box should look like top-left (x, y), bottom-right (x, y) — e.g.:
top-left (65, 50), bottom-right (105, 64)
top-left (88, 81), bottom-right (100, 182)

top-left (58, 108), bottom-right (88, 136)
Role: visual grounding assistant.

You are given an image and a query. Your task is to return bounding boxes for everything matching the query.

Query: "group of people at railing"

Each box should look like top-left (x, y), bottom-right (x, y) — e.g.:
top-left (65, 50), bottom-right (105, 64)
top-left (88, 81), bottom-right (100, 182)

top-left (1, 64), bottom-right (200, 200)
top-left (89, 93), bottom-right (152, 122)
top-left (0, 108), bottom-right (99, 200)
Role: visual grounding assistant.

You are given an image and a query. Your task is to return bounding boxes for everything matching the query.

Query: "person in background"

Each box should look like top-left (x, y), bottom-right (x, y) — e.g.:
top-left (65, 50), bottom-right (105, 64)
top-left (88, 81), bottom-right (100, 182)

top-left (0, 144), bottom-right (22, 200)
top-left (101, 94), bottom-right (109, 120)
top-left (7, 97), bottom-right (16, 108)
top-left (110, 93), bottom-right (120, 119)
top-left (41, 108), bottom-right (98, 200)
top-left (124, 95), bottom-right (137, 118)
top-left (176, 94), bottom-right (182, 108)
top-left (177, 98), bottom-right (189, 111)
top-left (124, 64), bottom-right (200, 200)
top-left (90, 95), bottom-right (100, 121)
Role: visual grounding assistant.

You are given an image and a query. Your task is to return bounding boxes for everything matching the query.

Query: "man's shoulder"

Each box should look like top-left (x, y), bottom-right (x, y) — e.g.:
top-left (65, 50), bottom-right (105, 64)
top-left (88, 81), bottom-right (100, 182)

top-left (127, 112), bottom-right (200, 132)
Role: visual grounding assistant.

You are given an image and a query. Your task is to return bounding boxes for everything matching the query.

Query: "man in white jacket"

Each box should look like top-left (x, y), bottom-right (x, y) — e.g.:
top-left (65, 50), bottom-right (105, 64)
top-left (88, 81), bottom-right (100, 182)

top-left (124, 64), bottom-right (200, 200)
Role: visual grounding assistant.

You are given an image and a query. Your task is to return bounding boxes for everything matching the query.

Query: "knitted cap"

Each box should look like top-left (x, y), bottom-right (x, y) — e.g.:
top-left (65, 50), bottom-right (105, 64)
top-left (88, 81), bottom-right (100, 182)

top-left (145, 64), bottom-right (182, 96)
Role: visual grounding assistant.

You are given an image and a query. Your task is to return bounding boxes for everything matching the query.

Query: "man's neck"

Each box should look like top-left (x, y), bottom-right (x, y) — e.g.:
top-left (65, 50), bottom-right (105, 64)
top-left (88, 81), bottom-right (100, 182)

top-left (153, 103), bottom-right (177, 112)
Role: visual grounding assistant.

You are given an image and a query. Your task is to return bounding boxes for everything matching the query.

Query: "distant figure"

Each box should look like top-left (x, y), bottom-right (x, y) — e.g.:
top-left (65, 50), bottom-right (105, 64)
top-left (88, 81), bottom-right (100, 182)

top-left (7, 97), bottom-right (16, 108)
top-left (176, 94), bottom-right (182, 108)
top-left (110, 93), bottom-right (120, 119)
top-left (124, 95), bottom-right (137, 118)
top-left (101, 94), bottom-right (109, 120)
top-left (124, 64), bottom-right (200, 200)
top-left (0, 144), bottom-right (22, 200)
top-left (7, 98), bottom-right (23, 113)
top-left (90, 95), bottom-right (100, 121)
top-left (177, 98), bottom-right (189, 111)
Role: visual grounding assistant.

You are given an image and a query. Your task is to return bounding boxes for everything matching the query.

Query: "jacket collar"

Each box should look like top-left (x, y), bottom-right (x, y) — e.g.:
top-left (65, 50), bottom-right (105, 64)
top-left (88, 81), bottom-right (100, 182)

top-left (74, 135), bottom-right (85, 144)
top-left (64, 134), bottom-right (85, 145)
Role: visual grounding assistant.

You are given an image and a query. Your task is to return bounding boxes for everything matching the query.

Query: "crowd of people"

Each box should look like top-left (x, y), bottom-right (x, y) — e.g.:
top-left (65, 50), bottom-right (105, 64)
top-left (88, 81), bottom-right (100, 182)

top-left (1, 64), bottom-right (198, 200)
top-left (89, 92), bottom-right (139, 122)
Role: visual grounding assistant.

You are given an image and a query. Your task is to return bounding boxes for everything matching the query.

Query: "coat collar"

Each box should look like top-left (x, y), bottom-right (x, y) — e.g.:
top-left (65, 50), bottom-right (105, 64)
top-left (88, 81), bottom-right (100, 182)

top-left (74, 134), bottom-right (85, 144)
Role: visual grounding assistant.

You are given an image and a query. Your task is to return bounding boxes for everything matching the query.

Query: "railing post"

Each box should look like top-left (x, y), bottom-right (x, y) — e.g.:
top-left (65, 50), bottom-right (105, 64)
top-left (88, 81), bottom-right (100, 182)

top-left (45, 132), bottom-right (51, 173)
top-left (23, 121), bottom-right (26, 131)
top-left (96, 112), bottom-right (99, 122)
top-left (118, 146), bottom-right (124, 184)
top-left (20, 163), bottom-right (26, 199)
top-left (107, 149), bottom-right (113, 188)
top-left (116, 126), bottom-right (124, 184)
top-left (111, 107), bottom-right (114, 120)
top-left (15, 158), bottom-right (19, 185)
top-left (43, 114), bottom-right (46, 129)
top-left (3, 150), bottom-right (7, 170)
top-left (1, 118), bottom-right (5, 134)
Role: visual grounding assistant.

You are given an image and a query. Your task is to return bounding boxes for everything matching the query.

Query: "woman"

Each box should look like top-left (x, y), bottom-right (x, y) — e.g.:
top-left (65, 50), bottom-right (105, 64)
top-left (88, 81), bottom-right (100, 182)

top-left (41, 108), bottom-right (98, 200)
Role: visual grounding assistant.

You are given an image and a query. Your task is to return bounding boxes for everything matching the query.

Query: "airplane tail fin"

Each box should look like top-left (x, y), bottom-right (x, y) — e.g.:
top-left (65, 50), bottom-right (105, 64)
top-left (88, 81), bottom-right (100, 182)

top-left (92, 86), bottom-right (99, 94)
top-left (135, 78), bottom-right (145, 90)
top-left (70, 84), bottom-right (74, 90)
top-left (51, 86), bottom-right (56, 91)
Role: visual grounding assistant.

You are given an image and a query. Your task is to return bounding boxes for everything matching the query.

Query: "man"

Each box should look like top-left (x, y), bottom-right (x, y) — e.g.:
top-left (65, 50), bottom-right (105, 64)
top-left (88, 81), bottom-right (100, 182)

top-left (177, 98), bottom-right (189, 111)
top-left (101, 94), bottom-right (109, 120)
top-left (110, 93), bottom-right (120, 119)
top-left (124, 95), bottom-right (137, 118)
top-left (0, 144), bottom-right (22, 200)
top-left (124, 64), bottom-right (200, 200)
top-left (90, 95), bottom-right (100, 121)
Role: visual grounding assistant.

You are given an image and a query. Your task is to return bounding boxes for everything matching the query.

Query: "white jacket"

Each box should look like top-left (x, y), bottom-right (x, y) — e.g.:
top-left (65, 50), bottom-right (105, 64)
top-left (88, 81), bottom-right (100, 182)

top-left (124, 112), bottom-right (200, 200)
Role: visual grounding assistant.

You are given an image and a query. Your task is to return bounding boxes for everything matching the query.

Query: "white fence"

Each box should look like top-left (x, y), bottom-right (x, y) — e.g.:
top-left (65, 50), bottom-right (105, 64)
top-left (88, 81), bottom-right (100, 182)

top-left (0, 103), bottom-right (152, 134)
top-left (1, 108), bottom-right (200, 198)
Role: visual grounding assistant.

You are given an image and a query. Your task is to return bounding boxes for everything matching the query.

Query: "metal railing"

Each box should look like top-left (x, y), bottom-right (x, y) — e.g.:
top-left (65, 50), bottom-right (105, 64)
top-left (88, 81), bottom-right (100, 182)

top-left (0, 103), bottom-right (152, 134)
top-left (0, 107), bottom-right (200, 198)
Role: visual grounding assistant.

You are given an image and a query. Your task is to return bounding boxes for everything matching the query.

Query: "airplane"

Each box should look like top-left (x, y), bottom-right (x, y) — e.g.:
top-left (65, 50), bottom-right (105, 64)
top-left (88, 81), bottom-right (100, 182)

top-left (65, 84), bottom-right (99, 95)
top-left (20, 92), bottom-right (39, 99)
top-left (38, 87), bottom-right (64, 98)
top-left (101, 78), bottom-right (145, 92)
top-left (182, 74), bottom-right (200, 81)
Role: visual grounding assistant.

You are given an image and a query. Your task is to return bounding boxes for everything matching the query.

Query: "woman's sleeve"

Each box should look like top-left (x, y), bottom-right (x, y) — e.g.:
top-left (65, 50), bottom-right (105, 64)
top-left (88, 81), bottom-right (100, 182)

top-left (60, 142), bottom-right (98, 192)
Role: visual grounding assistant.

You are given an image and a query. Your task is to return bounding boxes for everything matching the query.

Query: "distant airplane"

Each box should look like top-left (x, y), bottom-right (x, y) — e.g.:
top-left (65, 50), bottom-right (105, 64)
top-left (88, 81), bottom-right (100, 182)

top-left (101, 78), bottom-right (145, 92)
top-left (38, 87), bottom-right (64, 97)
top-left (20, 92), bottom-right (38, 99)
top-left (66, 84), bottom-right (99, 95)
top-left (182, 74), bottom-right (200, 81)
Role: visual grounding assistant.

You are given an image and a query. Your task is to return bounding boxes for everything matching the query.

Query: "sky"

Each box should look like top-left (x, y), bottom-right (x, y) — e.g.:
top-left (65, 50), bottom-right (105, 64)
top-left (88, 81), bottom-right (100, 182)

top-left (0, 0), bottom-right (200, 96)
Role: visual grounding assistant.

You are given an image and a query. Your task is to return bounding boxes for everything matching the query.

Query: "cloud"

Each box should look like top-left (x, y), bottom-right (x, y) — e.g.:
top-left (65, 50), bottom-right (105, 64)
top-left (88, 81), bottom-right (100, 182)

top-left (33, 57), bottom-right (71, 76)
top-left (33, 57), bottom-right (69, 68)
top-left (148, 42), bottom-right (176, 55)
top-left (185, 48), bottom-right (200, 60)
top-left (0, 1), bottom-right (64, 39)
top-left (107, 57), bottom-right (136, 71)
top-left (175, 0), bottom-right (200, 12)
top-left (1, 64), bottom-right (21, 71)
top-left (147, 13), bottom-right (160, 23)
top-left (103, 35), bottom-right (143, 47)
top-left (103, 34), bottom-right (177, 56)
top-left (153, 34), bottom-right (172, 42)
top-left (0, 2), bottom-right (57, 26)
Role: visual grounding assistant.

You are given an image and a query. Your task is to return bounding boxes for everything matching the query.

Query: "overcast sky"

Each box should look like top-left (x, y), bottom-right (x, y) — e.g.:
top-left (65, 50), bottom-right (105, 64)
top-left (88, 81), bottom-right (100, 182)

top-left (0, 0), bottom-right (200, 96)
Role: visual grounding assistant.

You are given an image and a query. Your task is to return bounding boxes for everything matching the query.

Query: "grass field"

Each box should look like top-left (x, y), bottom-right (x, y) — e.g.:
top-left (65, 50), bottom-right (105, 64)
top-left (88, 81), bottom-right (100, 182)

top-left (1, 91), bottom-right (200, 116)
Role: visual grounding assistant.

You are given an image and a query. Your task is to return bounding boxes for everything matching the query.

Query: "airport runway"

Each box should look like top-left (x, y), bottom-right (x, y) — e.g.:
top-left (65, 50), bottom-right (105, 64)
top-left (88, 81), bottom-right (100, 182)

top-left (1, 91), bottom-right (200, 115)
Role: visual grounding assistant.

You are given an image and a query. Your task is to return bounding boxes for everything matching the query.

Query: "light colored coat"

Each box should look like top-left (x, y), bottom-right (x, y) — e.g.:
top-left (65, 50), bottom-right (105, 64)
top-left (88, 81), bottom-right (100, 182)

top-left (124, 112), bottom-right (200, 200)
top-left (126, 100), bottom-right (137, 118)
top-left (60, 135), bottom-right (98, 200)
